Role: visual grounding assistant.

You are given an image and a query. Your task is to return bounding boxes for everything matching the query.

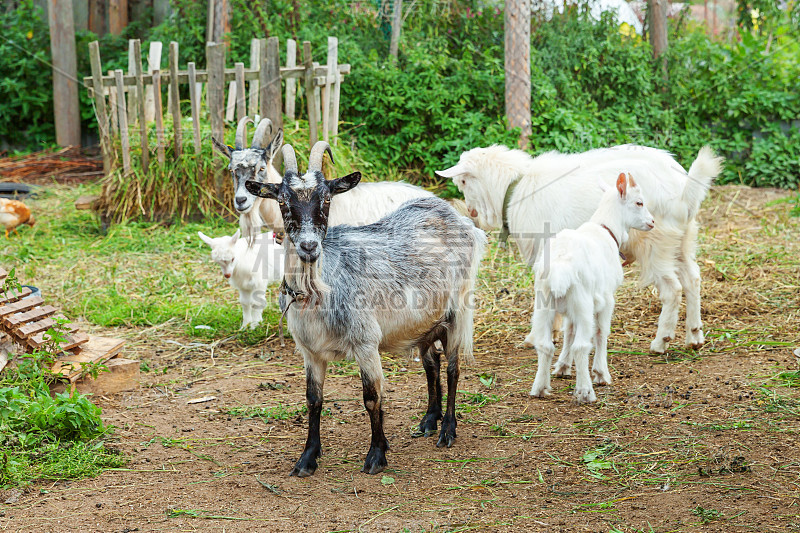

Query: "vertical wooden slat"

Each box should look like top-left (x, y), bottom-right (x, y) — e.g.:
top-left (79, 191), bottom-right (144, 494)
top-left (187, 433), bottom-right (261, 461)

top-left (235, 62), bottom-right (246, 122)
top-left (89, 41), bottom-right (111, 173)
top-left (108, 0), bottom-right (128, 35)
top-left (390, 0), bottom-right (402, 59)
top-left (323, 37), bottom-right (338, 142)
top-left (114, 69), bottom-right (131, 175)
top-left (144, 41), bottom-right (163, 122)
top-left (248, 39), bottom-right (260, 117)
top-left (504, 0), bottom-right (532, 147)
top-left (257, 38), bottom-right (267, 119)
top-left (313, 61), bottom-right (322, 132)
top-left (168, 41), bottom-right (182, 158)
top-left (48, 0), bottom-right (80, 147)
top-left (225, 81), bottom-right (237, 122)
top-left (207, 41), bottom-right (227, 196)
top-left (132, 40), bottom-right (149, 170)
top-left (152, 71), bottom-right (166, 164)
top-left (127, 39), bottom-right (138, 126)
top-left (303, 41), bottom-right (318, 146)
top-left (330, 45), bottom-right (341, 144)
top-left (285, 39), bottom-right (297, 121)
top-left (107, 71), bottom-right (119, 137)
top-left (187, 62), bottom-right (201, 154)
top-left (263, 37), bottom-right (282, 131)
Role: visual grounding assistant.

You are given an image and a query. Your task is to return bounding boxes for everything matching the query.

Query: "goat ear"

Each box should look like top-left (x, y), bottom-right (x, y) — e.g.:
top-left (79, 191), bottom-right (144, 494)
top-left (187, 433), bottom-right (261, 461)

top-left (328, 171), bottom-right (362, 196)
top-left (197, 231), bottom-right (214, 247)
top-left (263, 130), bottom-right (283, 162)
top-left (435, 164), bottom-right (466, 179)
top-left (616, 172), bottom-right (627, 198)
top-left (627, 172), bottom-right (637, 188)
top-left (245, 180), bottom-right (280, 200)
top-left (212, 137), bottom-right (233, 159)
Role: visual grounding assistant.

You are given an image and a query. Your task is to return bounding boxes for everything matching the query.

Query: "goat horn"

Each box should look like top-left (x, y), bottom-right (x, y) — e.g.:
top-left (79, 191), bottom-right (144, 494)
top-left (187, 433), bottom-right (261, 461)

top-left (282, 145), bottom-right (298, 175)
top-left (234, 117), bottom-right (253, 150)
top-left (308, 141), bottom-right (334, 173)
top-left (251, 118), bottom-right (274, 149)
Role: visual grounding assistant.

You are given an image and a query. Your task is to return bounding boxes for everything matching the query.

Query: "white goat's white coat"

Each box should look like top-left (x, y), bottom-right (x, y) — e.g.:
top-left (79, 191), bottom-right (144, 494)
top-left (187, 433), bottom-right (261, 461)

top-left (198, 230), bottom-right (284, 329)
top-left (438, 144), bottom-right (723, 353)
top-left (529, 174), bottom-right (655, 403)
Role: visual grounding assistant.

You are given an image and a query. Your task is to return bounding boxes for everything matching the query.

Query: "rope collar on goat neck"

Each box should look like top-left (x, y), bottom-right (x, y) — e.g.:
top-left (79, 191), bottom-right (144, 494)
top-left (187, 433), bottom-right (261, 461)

top-left (600, 224), bottom-right (627, 263)
top-left (278, 279), bottom-right (306, 347)
top-left (498, 177), bottom-right (521, 245)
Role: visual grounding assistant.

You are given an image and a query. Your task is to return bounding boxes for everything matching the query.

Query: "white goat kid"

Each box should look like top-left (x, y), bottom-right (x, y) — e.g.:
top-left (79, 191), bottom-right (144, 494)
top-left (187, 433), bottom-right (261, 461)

top-left (438, 144), bottom-right (723, 354)
top-left (530, 173), bottom-right (655, 403)
top-left (198, 229), bottom-right (285, 330)
top-left (212, 116), bottom-right (435, 243)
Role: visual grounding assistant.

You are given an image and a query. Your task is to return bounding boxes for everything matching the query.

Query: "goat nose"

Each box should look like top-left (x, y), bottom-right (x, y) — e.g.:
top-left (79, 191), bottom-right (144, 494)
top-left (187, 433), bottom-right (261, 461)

top-left (299, 241), bottom-right (318, 254)
top-left (235, 196), bottom-right (247, 206)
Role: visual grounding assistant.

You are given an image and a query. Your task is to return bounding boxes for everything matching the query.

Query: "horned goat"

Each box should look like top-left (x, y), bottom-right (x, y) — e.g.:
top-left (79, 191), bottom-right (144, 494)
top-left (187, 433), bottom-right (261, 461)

top-left (437, 144), bottom-right (723, 354)
top-left (245, 141), bottom-right (487, 477)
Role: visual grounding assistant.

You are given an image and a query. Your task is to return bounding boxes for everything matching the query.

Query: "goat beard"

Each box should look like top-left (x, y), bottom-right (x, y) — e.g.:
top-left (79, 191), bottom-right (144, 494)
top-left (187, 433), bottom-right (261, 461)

top-left (290, 256), bottom-right (330, 306)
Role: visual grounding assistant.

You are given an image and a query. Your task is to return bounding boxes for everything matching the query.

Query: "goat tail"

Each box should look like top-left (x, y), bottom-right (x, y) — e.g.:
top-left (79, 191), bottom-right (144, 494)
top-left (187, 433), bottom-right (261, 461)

top-left (684, 146), bottom-right (724, 218)
top-left (451, 227), bottom-right (488, 366)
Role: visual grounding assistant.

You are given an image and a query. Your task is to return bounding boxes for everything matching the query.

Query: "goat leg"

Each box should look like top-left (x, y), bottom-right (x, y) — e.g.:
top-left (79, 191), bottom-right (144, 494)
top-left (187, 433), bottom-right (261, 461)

top-left (414, 344), bottom-right (442, 438)
top-left (437, 355), bottom-right (459, 448)
top-left (290, 358), bottom-right (327, 477)
top-left (361, 371), bottom-right (389, 474)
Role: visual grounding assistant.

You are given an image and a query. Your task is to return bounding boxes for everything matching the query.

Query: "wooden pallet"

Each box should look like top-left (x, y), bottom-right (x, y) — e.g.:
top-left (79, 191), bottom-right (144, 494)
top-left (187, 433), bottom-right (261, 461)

top-left (0, 267), bottom-right (128, 383)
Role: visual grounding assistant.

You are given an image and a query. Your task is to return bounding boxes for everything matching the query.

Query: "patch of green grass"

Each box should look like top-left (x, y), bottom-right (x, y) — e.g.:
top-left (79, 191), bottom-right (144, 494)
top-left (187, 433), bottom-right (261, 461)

top-left (691, 505), bottom-right (723, 524)
top-left (226, 402), bottom-right (330, 422)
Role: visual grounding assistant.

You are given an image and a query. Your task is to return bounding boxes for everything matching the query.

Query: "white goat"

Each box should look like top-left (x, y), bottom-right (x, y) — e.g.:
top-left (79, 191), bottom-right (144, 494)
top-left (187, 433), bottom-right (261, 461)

top-left (212, 117), bottom-right (435, 243)
top-left (437, 144), bottom-right (723, 354)
top-left (529, 173), bottom-right (655, 403)
top-left (198, 229), bottom-right (284, 330)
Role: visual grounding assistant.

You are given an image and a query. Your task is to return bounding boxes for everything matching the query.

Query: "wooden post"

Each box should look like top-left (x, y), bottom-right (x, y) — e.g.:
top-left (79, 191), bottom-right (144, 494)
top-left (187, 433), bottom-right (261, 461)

top-left (89, 41), bottom-right (111, 173)
top-left (303, 41), bottom-right (318, 146)
top-left (263, 37), bottom-right (282, 131)
top-left (144, 41), bottom-right (163, 122)
top-left (187, 62), bottom-right (201, 154)
top-left (108, 0), bottom-right (128, 35)
top-left (390, 0), bottom-right (402, 59)
top-left (152, 71), bottom-right (166, 164)
top-left (207, 0), bottom-right (230, 44)
top-left (225, 81), bottom-right (237, 121)
top-left (258, 38), bottom-right (268, 119)
top-left (114, 69), bottom-right (131, 175)
top-left (107, 71), bottom-right (118, 136)
top-left (132, 40), bottom-right (149, 170)
top-left (504, 0), bottom-right (532, 147)
top-left (285, 39), bottom-right (297, 121)
top-left (127, 40), bottom-right (138, 126)
top-left (325, 37), bottom-right (339, 143)
top-left (48, 0), bottom-right (81, 147)
top-left (88, 0), bottom-right (106, 36)
top-left (248, 39), bottom-right (261, 117)
top-left (649, 0), bottom-right (669, 81)
top-left (168, 42), bottom-right (182, 158)
top-left (235, 62), bottom-right (246, 122)
top-left (207, 42), bottom-right (226, 195)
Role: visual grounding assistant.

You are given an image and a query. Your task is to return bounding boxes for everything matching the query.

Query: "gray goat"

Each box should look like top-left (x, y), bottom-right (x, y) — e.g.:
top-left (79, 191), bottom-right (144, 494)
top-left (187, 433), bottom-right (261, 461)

top-left (245, 142), bottom-right (487, 477)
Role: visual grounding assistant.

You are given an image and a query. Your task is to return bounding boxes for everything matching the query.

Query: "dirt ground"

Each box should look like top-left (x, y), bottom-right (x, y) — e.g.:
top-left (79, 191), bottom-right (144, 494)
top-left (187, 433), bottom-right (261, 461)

top-left (2, 186), bottom-right (799, 532)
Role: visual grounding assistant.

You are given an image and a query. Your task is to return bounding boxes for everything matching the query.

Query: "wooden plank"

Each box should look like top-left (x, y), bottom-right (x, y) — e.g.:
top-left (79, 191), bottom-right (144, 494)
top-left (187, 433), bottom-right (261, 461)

top-left (29, 330), bottom-right (88, 352)
top-left (74, 358), bottom-right (140, 393)
top-left (17, 314), bottom-right (71, 339)
top-left (153, 71), bottom-right (166, 164)
top-left (144, 41), bottom-right (163, 123)
top-left (0, 267), bottom-right (6, 281)
top-left (89, 41), bottom-right (111, 173)
top-left (126, 39), bottom-right (138, 127)
top-left (330, 37), bottom-right (341, 144)
top-left (0, 296), bottom-right (45, 318)
top-left (0, 287), bottom-right (33, 307)
top-left (322, 37), bottom-right (336, 142)
top-left (133, 40), bottom-right (149, 170)
top-left (169, 41), bottom-right (183, 158)
top-left (207, 41), bottom-right (226, 196)
top-left (225, 80), bottom-right (236, 122)
top-left (235, 62), bottom-right (246, 123)
top-left (248, 39), bottom-right (260, 117)
top-left (5, 305), bottom-right (57, 329)
top-left (187, 62), bottom-right (201, 154)
top-left (303, 41), bottom-right (318, 146)
top-left (257, 38), bottom-right (268, 120)
top-left (264, 37), bottom-right (282, 131)
top-left (82, 64), bottom-right (352, 88)
top-left (108, 0), bottom-right (128, 35)
top-left (88, 0), bottom-right (105, 35)
top-left (107, 72), bottom-right (119, 137)
top-left (115, 69), bottom-right (131, 175)
top-left (48, 0), bottom-right (81, 147)
top-left (285, 39), bottom-right (297, 121)
top-left (51, 336), bottom-right (126, 382)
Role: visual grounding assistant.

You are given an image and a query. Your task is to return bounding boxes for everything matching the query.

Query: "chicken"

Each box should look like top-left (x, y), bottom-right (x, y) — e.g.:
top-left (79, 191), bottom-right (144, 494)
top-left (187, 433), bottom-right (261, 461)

top-left (0, 198), bottom-right (35, 237)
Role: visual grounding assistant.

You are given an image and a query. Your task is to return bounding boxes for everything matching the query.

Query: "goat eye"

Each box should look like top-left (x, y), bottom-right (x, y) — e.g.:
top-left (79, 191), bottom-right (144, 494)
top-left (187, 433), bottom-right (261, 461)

top-left (636, 201), bottom-right (643, 207)
top-left (324, 197), bottom-right (331, 204)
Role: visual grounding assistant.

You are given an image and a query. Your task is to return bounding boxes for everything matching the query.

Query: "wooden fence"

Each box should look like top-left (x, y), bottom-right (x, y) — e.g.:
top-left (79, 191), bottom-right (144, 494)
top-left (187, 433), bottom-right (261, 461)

top-left (84, 36), bottom-right (350, 176)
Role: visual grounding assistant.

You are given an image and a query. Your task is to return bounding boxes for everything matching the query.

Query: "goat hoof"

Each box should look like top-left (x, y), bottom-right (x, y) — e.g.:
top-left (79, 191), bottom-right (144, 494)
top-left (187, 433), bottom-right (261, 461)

top-left (591, 370), bottom-right (612, 385)
top-left (290, 448), bottom-right (320, 477)
top-left (412, 414), bottom-right (440, 438)
top-left (436, 419), bottom-right (456, 448)
top-left (523, 334), bottom-right (535, 348)
top-left (553, 362), bottom-right (572, 377)
top-left (362, 447), bottom-right (387, 475)
top-left (529, 382), bottom-right (551, 397)
top-left (650, 339), bottom-right (667, 354)
top-left (573, 389), bottom-right (597, 404)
